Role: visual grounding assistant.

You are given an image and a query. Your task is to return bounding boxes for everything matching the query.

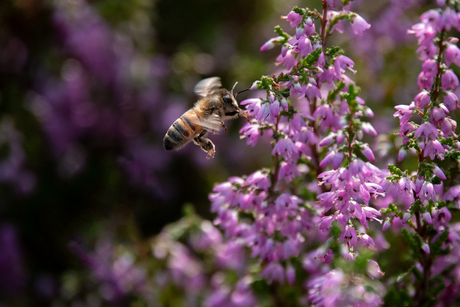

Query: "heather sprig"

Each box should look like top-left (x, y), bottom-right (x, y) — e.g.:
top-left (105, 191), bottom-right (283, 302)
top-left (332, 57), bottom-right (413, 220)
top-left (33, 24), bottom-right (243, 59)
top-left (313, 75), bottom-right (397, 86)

top-left (385, 1), bottom-right (460, 305)
top-left (211, 0), bottom-right (386, 304)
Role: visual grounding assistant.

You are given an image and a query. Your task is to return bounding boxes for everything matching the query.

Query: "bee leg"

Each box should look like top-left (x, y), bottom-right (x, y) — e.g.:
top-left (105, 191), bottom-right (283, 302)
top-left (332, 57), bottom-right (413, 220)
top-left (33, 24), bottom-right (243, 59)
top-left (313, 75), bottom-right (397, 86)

top-left (194, 133), bottom-right (216, 159)
top-left (220, 122), bottom-right (228, 132)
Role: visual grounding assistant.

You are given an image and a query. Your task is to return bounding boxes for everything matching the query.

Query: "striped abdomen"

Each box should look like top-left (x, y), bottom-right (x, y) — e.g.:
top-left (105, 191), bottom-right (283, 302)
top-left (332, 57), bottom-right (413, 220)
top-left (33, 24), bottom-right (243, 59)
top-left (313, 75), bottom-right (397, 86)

top-left (163, 109), bottom-right (204, 151)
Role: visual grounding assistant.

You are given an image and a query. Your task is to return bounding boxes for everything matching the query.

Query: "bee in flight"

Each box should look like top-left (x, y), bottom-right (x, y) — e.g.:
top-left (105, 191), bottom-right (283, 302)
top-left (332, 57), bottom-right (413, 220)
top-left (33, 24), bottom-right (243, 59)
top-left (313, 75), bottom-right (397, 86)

top-left (163, 77), bottom-right (251, 159)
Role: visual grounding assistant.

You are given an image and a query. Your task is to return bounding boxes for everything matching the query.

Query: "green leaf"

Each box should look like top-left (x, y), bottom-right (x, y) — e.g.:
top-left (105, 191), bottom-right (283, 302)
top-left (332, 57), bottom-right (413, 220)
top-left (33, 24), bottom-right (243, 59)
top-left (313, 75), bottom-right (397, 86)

top-left (384, 287), bottom-right (413, 307)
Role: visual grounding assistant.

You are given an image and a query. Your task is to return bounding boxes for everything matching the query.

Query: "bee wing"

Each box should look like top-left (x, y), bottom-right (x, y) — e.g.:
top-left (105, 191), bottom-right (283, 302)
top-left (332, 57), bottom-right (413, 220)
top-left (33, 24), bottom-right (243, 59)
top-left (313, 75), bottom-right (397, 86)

top-left (190, 113), bottom-right (222, 133)
top-left (194, 77), bottom-right (222, 100)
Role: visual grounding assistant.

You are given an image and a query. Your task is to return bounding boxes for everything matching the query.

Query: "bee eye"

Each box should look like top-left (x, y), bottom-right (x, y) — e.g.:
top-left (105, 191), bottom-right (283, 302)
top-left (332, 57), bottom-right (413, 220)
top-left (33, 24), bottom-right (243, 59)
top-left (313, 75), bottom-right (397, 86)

top-left (223, 96), bottom-right (232, 104)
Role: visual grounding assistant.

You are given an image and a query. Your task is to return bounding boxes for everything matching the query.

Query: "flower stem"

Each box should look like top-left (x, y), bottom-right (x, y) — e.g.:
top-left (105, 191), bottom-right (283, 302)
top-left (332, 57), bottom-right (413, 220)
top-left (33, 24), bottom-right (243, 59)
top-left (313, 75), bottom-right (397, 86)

top-left (321, 0), bottom-right (328, 51)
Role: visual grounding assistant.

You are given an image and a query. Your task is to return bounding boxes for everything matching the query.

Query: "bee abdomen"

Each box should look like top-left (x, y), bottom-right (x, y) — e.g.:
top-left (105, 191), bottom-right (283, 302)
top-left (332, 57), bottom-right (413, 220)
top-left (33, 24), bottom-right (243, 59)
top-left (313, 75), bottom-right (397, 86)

top-left (163, 113), bottom-right (200, 151)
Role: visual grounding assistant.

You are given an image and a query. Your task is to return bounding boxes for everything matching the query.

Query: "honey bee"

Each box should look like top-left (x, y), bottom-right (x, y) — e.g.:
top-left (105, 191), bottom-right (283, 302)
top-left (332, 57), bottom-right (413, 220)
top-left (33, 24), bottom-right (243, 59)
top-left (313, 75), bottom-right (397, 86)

top-left (163, 77), bottom-right (251, 159)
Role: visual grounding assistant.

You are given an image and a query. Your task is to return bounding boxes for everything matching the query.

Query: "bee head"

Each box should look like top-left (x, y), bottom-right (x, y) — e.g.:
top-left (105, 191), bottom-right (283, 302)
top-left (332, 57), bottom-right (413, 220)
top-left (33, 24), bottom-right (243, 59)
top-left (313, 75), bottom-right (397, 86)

top-left (218, 84), bottom-right (251, 121)
top-left (218, 89), bottom-right (239, 118)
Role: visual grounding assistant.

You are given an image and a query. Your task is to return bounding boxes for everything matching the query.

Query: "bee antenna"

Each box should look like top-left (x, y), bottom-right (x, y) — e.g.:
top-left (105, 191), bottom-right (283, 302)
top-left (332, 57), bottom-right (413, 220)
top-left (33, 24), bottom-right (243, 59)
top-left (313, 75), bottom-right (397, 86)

top-left (235, 88), bottom-right (250, 98)
top-left (231, 82), bottom-right (238, 97)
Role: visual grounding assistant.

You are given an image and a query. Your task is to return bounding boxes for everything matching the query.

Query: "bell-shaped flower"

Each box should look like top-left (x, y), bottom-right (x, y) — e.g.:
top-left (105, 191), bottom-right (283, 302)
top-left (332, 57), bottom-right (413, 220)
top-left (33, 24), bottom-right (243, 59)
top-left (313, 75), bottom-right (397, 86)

top-left (351, 13), bottom-right (371, 36)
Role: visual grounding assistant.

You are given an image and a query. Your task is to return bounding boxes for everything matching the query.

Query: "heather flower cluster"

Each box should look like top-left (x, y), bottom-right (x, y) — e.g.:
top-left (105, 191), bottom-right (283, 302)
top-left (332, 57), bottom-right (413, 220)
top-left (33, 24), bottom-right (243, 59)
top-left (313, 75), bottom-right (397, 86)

top-left (209, 0), bottom-right (460, 305)
top-left (64, 208), bottom-right (257, 307)
top-left (381, 2), bottom-right (460, 305)
top-left (210, 1), bottom-right (388, 305)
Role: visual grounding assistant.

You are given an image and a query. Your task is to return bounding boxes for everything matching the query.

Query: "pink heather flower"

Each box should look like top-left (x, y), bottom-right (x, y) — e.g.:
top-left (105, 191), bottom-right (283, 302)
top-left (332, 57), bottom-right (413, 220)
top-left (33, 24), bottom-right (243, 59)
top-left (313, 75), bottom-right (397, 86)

top-left (367, 260), bottom-right (384, 279)
top-left (320, 150), bottom-right (344, 170)
top-left (399, 123), bottom-right (415, 137)
top-left (319, 134), bottom-right (335, 147)
top-left (420, 10), bottom-right (442, 31)
top-left (260, 36), bottom-right (284, 51)
top-left (334, 55), bottom-right (356, 77)
top-left (417, 71), bottom-right (434, 90)
top-left (275, 193), bottom-right (302, 210)
top-left (327, 11), bottom-right (344, 34)
top-left (422, 59), bottom-right (438, 77)
top-left (340, 225), bottom-right (358, 248)
top-left (442, 69), bottom-right (459, 92)
top-left (250, 81), bottom-right (261, 90)
top-left (423, 211), bottom-right (432, 224)
top-left (410, 22), bottom-right (436, 47)
top-left (360, 207), bottom-right (382, 229)
top-left (240, 98), bottom-right (261, 117)
top-left (277, 49), bottom-right (297, 70)
top-left (432, 165), bottom-right (447, 180)
top-left (272, 138), bottom-right (297, 159)
top-left (398, 148), bottom-right (407, 162)
top-left (269, 99), bottom-right (280, 118)
top-left (399, 176), bottom-right (416, 196)
top-left (351, 13), bottom-right (371, 36)
top-left (440, 117), bottom-right (457, 137)
top-left (318, 66), bottom-right (337, 85)
top-left (418, 42), bottom-right (437, 61)
top-left (317, 191), bottom-right (336, 211)
top-left (399, 122), bottom-right (416, 142)
top-left (415, 176), bottom-right (424, 194)
top-left (394, 104), bottom-right (414, 124)
top-left (297, 37), bottom-right (313, 58)
top-left (443, 185), bottom-right (460, 207)
top-left (286, 265), bottom-right (295, 285)
top-left (245, 170), bottom-right (270, 191)
top-left (283, 239), bottom-right (299, 259)
top-left (433, 207), bottom-right (451, 229)
top-left (239, 123), bottom-right (261, 147)
top-left (423, 139), bottom-right (445, 160)
top-left (204, 288), bottom-right (228, 306)
top-left (422, 242), bottom-right (430, 254)
top-left (429, 106), bottom-right (446, 124)
top-left (403, 212), bottom-right (412, 224)
top-left (278, 162), bottom-right (301, 183)
top-left (359, 234), bottom-right (376, 251)
top-left (213, 182), bottom-right (235, 201)
top-left (444, 91), bottom-right (458, 110)
top-left (445, 43), bottom-right (460, 66)
top-left (313, 104), bottom-right (335, 129)
top-left (285, 11), bottom-right (302, 28)
top-left (296, 25), bottom-right (305, 39)
top-left (361, 144), bottom-right (375, 162)
top-left (414, 90), bottom-right (431, 109)
top-left (441, 7), bottom-right (457, 31)
top-left (256, 102), bottom-right (271, 123)
top-left (382, 218), bottom-right (392, 232)
top-left (361, 122), bottom-right (377, 136)
top-left (326, 0), bottom-right (338, 9)
top-left (261, 262), bottom-right (285, 284)
top-left (414, 122), bottom-right (438, 142)
top-left (318, 214), bottom-right (337, 232)
top-left (304, 83), bottom-right (322, 101)
top-left (280, 98), bottom-right (288, 111)
top-left (288, 113), bottom-right (307, 133)
top-left (316, 248), bottom-right (334, 265)
top-left (304, 23), bottom-right (315, 37)
top-left (418, 181), bottom-right (436, 203)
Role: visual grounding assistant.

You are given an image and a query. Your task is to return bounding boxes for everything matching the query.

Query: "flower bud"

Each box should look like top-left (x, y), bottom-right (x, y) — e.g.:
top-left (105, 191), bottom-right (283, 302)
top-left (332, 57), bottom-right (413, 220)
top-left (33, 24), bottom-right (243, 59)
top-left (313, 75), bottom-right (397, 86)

top-left (422, 242), bottom-right (430, 254)
top-left (250, 81), bottom-right (261, 90)
top-left (402, 212), bottom-right (411, 224)
top-left (382, 218), bottom-right (392, 232)
top-left (423, 212), bottom-right (432, 224)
